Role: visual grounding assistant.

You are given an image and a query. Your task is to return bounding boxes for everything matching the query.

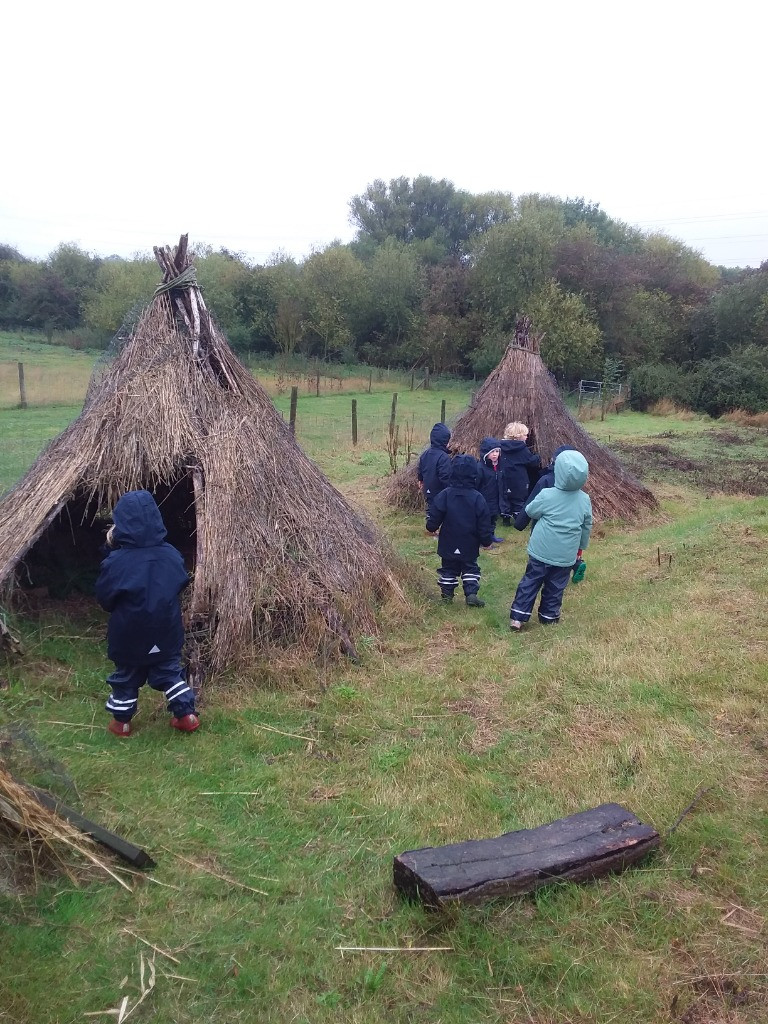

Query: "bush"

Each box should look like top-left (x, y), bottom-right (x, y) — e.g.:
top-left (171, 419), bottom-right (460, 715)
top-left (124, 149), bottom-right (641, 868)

top-left (629, 363), bottom-right (693, 410)
top-left (691, 355), bottom-right (768, 417)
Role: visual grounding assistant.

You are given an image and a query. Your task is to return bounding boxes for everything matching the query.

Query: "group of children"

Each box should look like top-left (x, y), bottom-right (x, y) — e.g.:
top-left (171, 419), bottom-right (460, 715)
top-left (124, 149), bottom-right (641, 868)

top-left (98, 424), bottom-right (590, 738)
top-left (419, 422), bottom-right (593, 629)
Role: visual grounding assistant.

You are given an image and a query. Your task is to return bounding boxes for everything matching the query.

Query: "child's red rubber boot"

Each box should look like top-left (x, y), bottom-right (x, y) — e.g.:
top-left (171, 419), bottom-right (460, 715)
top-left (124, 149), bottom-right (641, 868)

top-left (108, 718), bottom-right (132, 737)
top-left (170, 713), bottom-right (200, 733)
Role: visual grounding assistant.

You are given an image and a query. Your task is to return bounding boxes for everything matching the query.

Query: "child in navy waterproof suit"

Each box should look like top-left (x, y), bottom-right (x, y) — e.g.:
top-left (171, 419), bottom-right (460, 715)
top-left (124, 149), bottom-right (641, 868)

top-left (95, 490), bottom-right (199, 737)
top-left (418, 423), bottom-right (452, 517)
top-left (476, 437), bottom-right (504, 543)
top-left (426, 455), bottom-right (494, 607)
top-left (498, 422), bottom-right (541, 526)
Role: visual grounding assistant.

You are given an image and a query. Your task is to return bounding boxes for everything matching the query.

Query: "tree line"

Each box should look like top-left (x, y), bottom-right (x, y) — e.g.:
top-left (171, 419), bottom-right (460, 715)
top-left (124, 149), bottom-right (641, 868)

top-left (1, 176), bottom-right (767, 412)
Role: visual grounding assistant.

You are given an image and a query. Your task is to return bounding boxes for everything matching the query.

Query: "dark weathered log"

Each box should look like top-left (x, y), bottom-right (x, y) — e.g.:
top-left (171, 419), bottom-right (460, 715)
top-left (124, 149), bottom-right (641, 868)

top-left (394, 803), bottom-right (659, 908)
top-left (28, 786), bottom-right (156, 869)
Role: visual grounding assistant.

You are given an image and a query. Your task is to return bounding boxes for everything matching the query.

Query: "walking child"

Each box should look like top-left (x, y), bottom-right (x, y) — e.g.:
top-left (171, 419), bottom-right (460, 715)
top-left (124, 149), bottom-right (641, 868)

top-left (509, 450), bottom-right (592, 630)
top-left (418, 423), bottom-right (452, 518)
top-left (426, 454), bottom-right (494, 607)
top-left (95, 490), bottom-right (200, 736)
top-left (498, 422), bottom-right (541, 526)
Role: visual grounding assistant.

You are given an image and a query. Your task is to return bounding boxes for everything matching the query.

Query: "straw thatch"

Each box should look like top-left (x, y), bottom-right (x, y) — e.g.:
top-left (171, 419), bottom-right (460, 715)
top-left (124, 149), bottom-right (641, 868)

top-left (0, 236), bottom-right (403, 675)
top-left (0, 760), bottom-right (127, 889)
top-left (386, 329), bottom-right (658, 523)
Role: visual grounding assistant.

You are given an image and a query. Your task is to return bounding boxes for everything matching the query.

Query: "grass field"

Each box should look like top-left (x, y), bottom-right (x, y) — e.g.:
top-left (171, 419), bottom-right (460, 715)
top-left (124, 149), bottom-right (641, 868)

top-left (1, 337), bottom-right (767, 1024)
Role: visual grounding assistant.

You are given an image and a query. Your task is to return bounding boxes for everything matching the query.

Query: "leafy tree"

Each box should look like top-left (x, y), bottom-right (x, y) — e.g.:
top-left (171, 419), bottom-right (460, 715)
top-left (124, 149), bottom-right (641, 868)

top-left (248, 256), bottom-right (306, 357)
top-left (196, 248), bottom-right (254, 348)
top-left (524, 280), bottom-right (603, 379)
top-left (301, 245), bottom-right (365, 360)
top-left (355, 240), bottom-right (424, 363)
top-left (470, 196), bottom-right (565, 333)
top-left (349, 176), bottom-right (512, 262)
top-left (84, 257), bottom-right (158, 335)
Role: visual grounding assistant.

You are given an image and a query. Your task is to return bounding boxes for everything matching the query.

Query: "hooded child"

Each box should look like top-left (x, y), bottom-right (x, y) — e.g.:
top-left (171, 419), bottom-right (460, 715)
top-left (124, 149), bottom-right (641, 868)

top-left (418, 423), bottom-right (453, 518)
top-left (477, 437), bottom-right (504, 543)
top-left (498, 422), bottom-right (541, 526)
top-left (426, 454), bottom-right (494, 607)
top-left (513, 444), bottom-right (584, 578)
top-left (509, 450), bottom-right (593, 630)
top-left (95, 489), bottom-right (199, 736)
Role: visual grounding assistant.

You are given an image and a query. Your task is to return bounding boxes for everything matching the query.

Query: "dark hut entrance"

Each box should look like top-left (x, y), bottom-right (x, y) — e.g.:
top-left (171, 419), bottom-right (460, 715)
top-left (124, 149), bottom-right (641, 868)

top-left (14, 475), bottom-right (198, 604)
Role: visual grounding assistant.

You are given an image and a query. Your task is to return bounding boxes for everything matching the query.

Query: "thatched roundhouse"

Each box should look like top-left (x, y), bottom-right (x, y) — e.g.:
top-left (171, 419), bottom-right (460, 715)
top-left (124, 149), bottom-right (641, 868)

top-left (386, 329), bottom-right (658, 523)
top-left (0, 237), bottom-right (402, 675)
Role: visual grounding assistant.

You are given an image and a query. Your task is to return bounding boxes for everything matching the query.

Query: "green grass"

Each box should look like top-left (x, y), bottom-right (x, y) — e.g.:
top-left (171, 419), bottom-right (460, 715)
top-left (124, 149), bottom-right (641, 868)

top-left (1, 342), bottom-right (767, 1023)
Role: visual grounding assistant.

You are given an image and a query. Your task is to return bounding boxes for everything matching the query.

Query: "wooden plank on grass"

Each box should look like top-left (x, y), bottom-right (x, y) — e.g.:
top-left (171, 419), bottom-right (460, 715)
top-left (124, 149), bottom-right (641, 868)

top-left (393, 803), bottom-right (659, 908)
top-left (28, 786), bottom-right (156, 869)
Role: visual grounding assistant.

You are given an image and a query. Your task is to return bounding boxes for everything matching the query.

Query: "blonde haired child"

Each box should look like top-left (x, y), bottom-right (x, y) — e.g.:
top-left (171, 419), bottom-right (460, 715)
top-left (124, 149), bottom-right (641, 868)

top-left (503, 422), bottom-right (529, 441)
top-left (498, 421), bottom-right (541, 525)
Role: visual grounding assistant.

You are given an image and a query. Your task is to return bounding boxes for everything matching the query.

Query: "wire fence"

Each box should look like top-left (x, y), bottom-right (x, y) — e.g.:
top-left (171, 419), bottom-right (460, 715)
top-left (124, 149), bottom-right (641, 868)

top-left (0, 358), bottom-right (469, 492)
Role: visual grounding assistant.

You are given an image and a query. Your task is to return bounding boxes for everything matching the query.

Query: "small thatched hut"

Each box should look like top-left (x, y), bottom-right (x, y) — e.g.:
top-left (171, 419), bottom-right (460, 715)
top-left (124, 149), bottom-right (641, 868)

top-left (386, 324), bottom-right (657, 523)
top-left (0, 236), bottom-right (402, 676)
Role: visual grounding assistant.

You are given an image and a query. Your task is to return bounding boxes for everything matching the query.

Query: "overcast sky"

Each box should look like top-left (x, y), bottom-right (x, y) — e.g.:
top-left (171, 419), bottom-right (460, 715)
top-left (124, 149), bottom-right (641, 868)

top-left (3, 0), bottom-right (766, 269)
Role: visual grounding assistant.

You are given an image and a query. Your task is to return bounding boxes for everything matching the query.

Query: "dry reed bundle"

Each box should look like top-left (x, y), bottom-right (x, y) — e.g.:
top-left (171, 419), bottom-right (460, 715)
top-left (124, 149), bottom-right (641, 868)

top-left (386, 340), bottom-right (658, 523)
top-left (0, 236), bottom-right (403, 674)
top-left (0, 761), bottom-right (128, 888)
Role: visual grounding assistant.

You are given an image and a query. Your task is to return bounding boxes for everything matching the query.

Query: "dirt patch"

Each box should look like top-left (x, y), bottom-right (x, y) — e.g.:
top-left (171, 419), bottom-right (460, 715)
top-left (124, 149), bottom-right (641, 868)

top-left (610, 441), bottom-right (768, 496)
top-left (710, 430), bottom-right (749, 446)
top-left (444, 683), bottom-right (506, 754)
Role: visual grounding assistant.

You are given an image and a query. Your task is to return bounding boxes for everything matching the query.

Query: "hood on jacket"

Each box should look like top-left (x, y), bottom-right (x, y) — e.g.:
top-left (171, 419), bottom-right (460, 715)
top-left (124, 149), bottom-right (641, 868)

top-left (429, 423), bottom-right (451, 448)
top-left (499, 438), bottom-right (529, 452)
top-left (479, 436), bottom-right (501, 463)
top-left (450, 454), bottom-right (479, 488)
top-left (554, 450), bottom-right (589, 491)
top-left (552, 444), bottom-right (576, 462)
top-left (111, 490), bottom-right (168, 549)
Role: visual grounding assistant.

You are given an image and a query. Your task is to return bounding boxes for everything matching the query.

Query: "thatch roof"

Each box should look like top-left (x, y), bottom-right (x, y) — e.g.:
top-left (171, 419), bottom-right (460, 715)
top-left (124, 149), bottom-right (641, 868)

top-left (0, 236), bottom-right (402, 674)
top-left (386, 330), bottom-right (658, 523)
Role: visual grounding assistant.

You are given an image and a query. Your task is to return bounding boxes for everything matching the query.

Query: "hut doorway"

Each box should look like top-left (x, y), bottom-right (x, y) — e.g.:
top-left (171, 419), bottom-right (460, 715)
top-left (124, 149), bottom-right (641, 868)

top-left (14, 476), bottom-right (198, 605)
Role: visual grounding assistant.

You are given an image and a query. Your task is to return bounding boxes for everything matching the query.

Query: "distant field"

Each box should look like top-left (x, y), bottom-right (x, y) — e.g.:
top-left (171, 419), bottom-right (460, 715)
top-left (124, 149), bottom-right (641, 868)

top-left (1, 335), bottom-right (767, 1024)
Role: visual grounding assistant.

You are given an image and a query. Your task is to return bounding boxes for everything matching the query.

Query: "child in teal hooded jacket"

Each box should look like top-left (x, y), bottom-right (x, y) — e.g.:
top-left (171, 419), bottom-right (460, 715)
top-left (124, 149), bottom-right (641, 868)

top-left (509, 450), bottom-right (592, 630)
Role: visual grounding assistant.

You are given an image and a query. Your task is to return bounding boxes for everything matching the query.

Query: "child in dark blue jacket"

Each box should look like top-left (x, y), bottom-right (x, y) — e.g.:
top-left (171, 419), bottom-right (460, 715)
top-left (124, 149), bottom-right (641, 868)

top-left (418, 423), bottom-right (452, 516)
top-left (498, 422), bottom-right (541, 525)
top-left (95, 490), bottom-right (199, 737)
top-left (476, 437), bottom-right (504, 543)
top-left (426, 455), bottom-right (494, 607)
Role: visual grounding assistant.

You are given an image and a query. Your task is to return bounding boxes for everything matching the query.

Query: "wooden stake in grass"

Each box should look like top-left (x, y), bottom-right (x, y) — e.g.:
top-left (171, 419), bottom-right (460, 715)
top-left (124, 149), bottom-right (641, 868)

top-left (18, 362), bottom-right (27, 409)
top-left (289, 386), bottom-right (298, 435)
top-left (351, 399), bottom-right (358, 446)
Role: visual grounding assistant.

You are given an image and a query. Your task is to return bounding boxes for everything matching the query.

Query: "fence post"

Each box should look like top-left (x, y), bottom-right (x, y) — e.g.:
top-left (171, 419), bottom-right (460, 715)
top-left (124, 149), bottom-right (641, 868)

top-left (351, 399), bottom-right (358, 446)
top-left (315, 369), bottom-right (320, 397)
top-left (424, 366), bottom-right (431, 390)
top-left (410, 371), bottom-right (415, 391)
top-left (440, 399), bottom-right (446, 424)
top-left (18, 362), bottom-right (27, 409)
top-left (289, 386), bottom-right (298, 434)
top-left (389, 393), bottom-right (398, 437)
top-left (368, 371), bottom-right (372, 394)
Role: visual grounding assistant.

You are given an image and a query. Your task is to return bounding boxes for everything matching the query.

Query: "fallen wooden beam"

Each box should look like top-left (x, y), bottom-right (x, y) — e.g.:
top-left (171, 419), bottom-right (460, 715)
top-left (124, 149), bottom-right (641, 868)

top-left (28, 786), bottom-right (156, 869)
top-left (394, 803), bottom-right (659, 908)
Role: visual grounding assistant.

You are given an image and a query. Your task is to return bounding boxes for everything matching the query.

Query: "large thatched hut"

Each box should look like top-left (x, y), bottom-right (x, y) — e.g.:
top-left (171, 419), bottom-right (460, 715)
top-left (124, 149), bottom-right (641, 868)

top-left (0, 236), bottom-right (402, 676)
top-left (386, 326), bottom-right (657, 523)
